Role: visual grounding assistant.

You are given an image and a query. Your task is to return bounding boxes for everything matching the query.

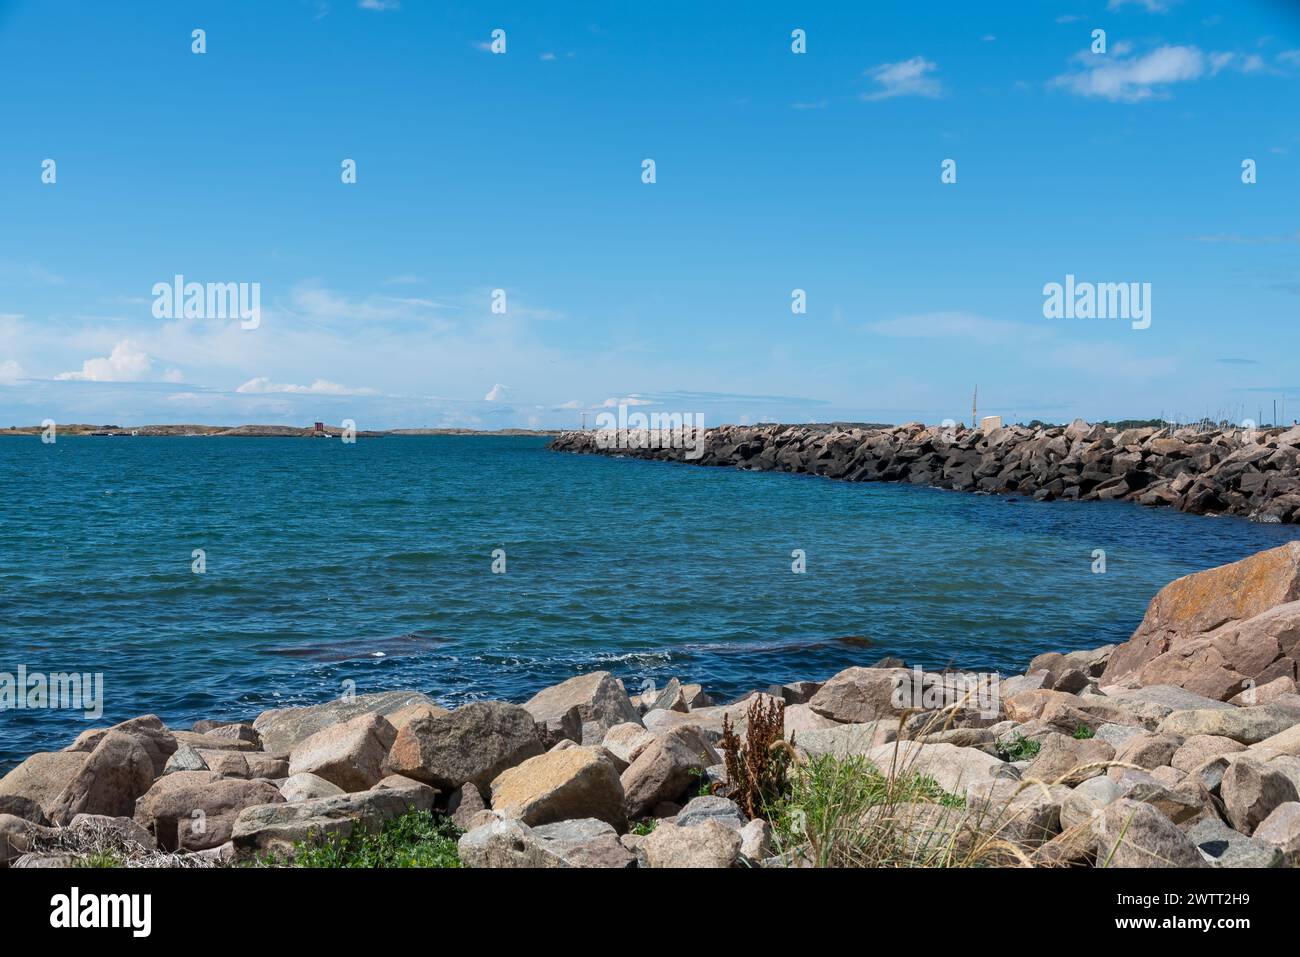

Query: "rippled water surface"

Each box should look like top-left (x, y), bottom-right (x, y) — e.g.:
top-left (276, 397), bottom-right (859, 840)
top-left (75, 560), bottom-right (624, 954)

top-left (2, 435), bottom-right (1297, 770)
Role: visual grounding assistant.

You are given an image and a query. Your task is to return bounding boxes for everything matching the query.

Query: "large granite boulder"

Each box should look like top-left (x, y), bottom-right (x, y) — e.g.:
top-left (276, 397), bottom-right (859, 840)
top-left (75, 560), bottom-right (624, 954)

top-left (621, 726), bottom-right (720, 819)
top-left (134, 771), bottom-right (284, 850)
top-left (64, 715), bottom-right (177, 777)
top-left (1023, 733), bottom-right (1115, 785)
top-left (1253, 802), bottom-right (1300, 864)
top-left (252, 690), bottom-right (439, 756)
top-left (0, 752), bottom-right (88, 819)
top-left (601, 723), bottom-right (656, 765)
top-left (1091, 799), bottom-right (1206, 868)
top-left (458, 817), bottom-right (635, 868)
top-left (279, 772), bottom-right (345, 803)
top-left (1221, 757), bottom-right (1299, 834)
top-left (794, 721), bottom-right (897, 758)
top-left (523, 672), bottom-right (642, 746)
top-left (384, 701), bottom-right (543, 791)
top-left (807, 667), bottom-right (910, 723)
top-left (489, 747), bottom-right (626, 830)
top-left (287, 713), bottom-right (397, 791)
top-left (1101, 543), bottom-right (1300, 700)
top-left (638, 819), bottom-right (741, 868)
top-left (1157, 704), bottom-right (1300, 744)
top-left (230, 783), bottom-right (435, 859)
top-left (47, 732), bottom-right (154, 825)
top-left (867, 741), bottom-right (1009, 798)
top-left (1187, 816), bottom-right (1288, 868)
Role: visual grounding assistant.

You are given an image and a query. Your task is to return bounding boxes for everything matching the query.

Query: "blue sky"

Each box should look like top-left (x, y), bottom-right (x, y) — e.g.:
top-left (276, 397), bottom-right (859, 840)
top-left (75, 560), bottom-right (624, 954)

top-left (1, 0), bottom-right (1299, 429)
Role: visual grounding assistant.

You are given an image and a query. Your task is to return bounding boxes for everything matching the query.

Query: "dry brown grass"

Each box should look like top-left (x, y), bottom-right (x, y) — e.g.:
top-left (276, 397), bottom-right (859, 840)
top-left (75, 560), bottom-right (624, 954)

top-left (719, 696), bottom-right (795, 820)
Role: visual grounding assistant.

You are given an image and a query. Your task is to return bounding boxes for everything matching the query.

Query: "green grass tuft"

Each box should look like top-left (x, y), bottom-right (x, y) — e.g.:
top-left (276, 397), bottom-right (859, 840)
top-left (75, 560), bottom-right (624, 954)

top-left (291, 810), bottom-right (462, 868)
top-left (997, 733), bottom-right (1042, 761)
top-left (767, 754), bottom-right (1002, 868)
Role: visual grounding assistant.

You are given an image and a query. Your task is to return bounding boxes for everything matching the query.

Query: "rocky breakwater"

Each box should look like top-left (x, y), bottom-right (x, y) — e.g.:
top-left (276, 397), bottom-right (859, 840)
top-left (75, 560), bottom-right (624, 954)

top-left (549, 420), bottom-right (1300, 522)
top-left (4, 543), bottom-right (1300, 868)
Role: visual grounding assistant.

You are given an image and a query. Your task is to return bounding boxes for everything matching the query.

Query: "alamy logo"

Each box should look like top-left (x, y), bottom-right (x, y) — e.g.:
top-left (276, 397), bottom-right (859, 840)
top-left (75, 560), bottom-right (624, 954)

top-left (152, 274), bottom-right (260, 329)
top-left (1042, 274), bottom-right (1150, 330)
top-left (50, 888), bottom-right (151, 937)
top-left (0, 665), bottom-right (103, 719)
top-left (594, 403), bottom-right (706, 460)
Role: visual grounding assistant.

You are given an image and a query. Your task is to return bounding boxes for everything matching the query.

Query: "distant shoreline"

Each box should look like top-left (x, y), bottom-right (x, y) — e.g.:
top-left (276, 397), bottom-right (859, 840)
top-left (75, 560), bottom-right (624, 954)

top-left (0, 424), bottom-right (559, 438)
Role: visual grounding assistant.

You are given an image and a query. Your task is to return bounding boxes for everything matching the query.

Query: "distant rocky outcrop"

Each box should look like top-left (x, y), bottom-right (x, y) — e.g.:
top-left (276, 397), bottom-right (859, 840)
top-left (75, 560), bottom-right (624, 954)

top-left (549, 420), bottom-right (1300, 522)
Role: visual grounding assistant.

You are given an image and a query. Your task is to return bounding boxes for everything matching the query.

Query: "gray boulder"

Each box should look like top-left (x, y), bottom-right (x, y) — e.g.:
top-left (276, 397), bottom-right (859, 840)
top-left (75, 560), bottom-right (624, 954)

top-left (621, 726), bottom-right (720, 818)
top-left (1091, 799), bottom-right (1207, 868)
top-left (523, 672), bottom-right (642, 746)
top-left (134, 770), bottom-right (284, 851)
top-left (458, 817), bottom-right (635, 868)
top-left (230, 783), bottom-right (435, 859)
top-left (638, 819), bottom-right (741, 868)
top-left (1221, 757), bottom-right (1299, 834)
top-left (252, 690), bottom-right (438, 755)
top-left (48, 731), bottom-right (154, 825)
top-left (1187, 816), bottom-right (1287, 868)
top-left (287, 713), bottom-right (397, 791)
top-left (384, 701), bottom-right (543, 791)
top-left (0, 752), bottom-right (88, 819)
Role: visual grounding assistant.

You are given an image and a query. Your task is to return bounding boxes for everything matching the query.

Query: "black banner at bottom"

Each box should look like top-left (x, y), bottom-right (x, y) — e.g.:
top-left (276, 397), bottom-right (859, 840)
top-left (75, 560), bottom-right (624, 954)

top-left (0, 866), bottom-right (1279, 943)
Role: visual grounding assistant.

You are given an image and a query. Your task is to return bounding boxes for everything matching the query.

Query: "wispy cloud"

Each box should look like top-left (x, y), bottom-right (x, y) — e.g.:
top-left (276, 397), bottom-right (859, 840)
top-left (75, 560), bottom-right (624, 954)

top-left (1052, 45), bottom-right (1204, 101)
top-left (1107, 0), bottom-right (1175, 11)
top-left (861, 57), bottom-right (942, 101)
top-left (235, 377), bottom-right (378, 396)
top-left (358, 0), bottom-right (399, 10)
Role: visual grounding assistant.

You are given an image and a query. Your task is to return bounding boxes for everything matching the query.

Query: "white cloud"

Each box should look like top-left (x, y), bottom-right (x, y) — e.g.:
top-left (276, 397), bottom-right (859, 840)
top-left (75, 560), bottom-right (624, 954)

top-left (861, 57), bottom-right (942, 101)
top-left (1209, 52), bottom-right (1235, 75)
top-left (358, 0), bottom-right (399, 10)
top-left (56, 340), bottom-right (153, 381)
top-left (1210, 51), bottom-right (1270, 76)
top-left (602, 395), bottom-right (652, 407)
top-left (557, 399), bottom-right (583, 410)
top-left (1107, 0), bottom-right (1173, 10)
top-left (484, 383), bottom-right (510, 401)
top-left (235, 377), bottom-right (378, 396)
top-left (1052, 45), bottom-right (1204, 101)
top-left (0, 360), bottom-right (25, 383)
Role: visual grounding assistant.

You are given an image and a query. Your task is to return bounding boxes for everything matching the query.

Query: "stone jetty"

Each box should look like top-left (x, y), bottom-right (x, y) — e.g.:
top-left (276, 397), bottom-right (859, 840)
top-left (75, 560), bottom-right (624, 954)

top-left (549, 420), bottom-right (1300, 523)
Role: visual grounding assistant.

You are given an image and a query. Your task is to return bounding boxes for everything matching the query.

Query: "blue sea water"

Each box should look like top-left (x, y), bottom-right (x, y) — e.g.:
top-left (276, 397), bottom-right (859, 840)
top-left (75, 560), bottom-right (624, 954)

top-left (1, 435), bottom-right (1297, 771)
